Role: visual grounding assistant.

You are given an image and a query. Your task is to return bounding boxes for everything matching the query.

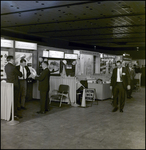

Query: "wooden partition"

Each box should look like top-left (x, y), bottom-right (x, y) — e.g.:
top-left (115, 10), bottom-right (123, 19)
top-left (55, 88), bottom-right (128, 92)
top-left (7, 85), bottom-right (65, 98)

top-left (33, 76), bottom-right (76, 103)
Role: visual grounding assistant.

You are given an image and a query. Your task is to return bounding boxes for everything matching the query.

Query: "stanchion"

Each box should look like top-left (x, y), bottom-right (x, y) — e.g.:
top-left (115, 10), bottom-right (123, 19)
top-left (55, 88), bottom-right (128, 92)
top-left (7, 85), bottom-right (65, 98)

top-left (7, 83), bottom-right (19, 125)
top-left (81, 89), bottom-right (86, 107)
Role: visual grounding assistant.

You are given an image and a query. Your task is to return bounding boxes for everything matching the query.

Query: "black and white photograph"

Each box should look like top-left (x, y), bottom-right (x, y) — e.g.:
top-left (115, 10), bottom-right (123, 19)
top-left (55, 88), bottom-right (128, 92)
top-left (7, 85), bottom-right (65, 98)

top-left (1, 1), bottom-right (145, 149)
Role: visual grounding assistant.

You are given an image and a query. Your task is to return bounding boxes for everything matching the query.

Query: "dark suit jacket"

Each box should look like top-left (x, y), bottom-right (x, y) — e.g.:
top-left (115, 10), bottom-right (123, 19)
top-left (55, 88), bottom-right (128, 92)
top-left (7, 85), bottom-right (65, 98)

top-left (16, 65), bottom-right (31, 79)
top-left (35, 68), bottom-right (50, 92)
top-left (110, 67), bottom-right (130, 90)
top-left (5, 63), bottom-right (22, 88)
top-left (128, 68), bottom-right (135, 80)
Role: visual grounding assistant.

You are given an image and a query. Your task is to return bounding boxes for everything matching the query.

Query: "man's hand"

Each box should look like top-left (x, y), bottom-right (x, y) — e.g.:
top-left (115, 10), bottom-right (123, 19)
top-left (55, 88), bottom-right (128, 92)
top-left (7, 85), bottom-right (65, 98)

top-left (127, 85), bottom-right (131, 90)
top-left (110, 86), bottom-right (112, 90)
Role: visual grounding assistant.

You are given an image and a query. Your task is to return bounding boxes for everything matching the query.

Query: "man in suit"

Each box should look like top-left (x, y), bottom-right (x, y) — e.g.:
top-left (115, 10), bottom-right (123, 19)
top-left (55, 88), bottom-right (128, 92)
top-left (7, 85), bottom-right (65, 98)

top-left (16, 58), bottom-right (31, 110)
top-left (127, 62), bottom-right (136, 99)
top-left (33, 61), bottom-right (50, 114)
top-left (110, 60), bottom-right (131, 112)
top-left (5, 55), bottom-right (22, 118)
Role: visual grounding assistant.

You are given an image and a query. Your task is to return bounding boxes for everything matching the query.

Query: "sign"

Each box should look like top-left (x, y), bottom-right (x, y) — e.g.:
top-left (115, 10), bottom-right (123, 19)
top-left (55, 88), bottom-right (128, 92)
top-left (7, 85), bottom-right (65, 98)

top-left (65, 54), bottom-right (78, 59)
top-left (123, 55), bottom-right (132, 61)
top-left (85, 88), bottom-right (95, 101)
top-left (1, 39), bottom-right (13, 48)
top-left (48, 50), bottom-right (64, 58)
top-left (80, 50), bottom-right (100, 57)
top-left (15, 41), bottom-right (37, 50)
top-left (43, 50), bottom-right (49, 57)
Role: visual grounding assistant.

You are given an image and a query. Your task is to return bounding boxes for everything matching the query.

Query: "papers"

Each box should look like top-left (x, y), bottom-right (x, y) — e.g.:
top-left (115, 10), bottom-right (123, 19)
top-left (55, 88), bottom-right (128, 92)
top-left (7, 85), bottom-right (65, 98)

top-left (28, 67), bottom-right (37, 78)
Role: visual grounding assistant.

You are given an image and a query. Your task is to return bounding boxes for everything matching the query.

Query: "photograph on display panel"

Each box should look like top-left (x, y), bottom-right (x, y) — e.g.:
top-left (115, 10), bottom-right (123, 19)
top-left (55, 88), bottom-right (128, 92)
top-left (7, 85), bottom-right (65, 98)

top-left (48, 60), bottom-right (60, 75)
top-left (15, 52), bottom-right (32, 66)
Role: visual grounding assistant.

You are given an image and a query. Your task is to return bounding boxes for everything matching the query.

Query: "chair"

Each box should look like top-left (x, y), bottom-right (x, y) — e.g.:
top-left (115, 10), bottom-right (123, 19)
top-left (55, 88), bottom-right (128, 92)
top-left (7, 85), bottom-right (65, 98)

top-left (50, 84), bottom-right (71, 107)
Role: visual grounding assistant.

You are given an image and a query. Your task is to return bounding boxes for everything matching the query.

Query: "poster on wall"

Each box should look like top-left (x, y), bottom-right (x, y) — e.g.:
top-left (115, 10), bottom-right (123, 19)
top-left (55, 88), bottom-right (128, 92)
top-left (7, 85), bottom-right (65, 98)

top-left (48, 60), bottom-right (60, 74)
top-left (80, 54), bottom-right (93, 76)
top-left (100, 54), bottom-right (117, 74)
top-left (1, 51), bottom-right (8, 79)
top-left (15, 52), bottom-right (32, 66)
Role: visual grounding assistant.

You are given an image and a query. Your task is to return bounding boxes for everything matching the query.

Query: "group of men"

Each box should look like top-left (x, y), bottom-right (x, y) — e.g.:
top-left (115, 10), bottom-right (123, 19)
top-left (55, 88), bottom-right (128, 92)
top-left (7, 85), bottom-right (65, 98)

top-left (5, 54), bottom-right (137, 120)
top-left (5, 55), bottom-right (50, 119)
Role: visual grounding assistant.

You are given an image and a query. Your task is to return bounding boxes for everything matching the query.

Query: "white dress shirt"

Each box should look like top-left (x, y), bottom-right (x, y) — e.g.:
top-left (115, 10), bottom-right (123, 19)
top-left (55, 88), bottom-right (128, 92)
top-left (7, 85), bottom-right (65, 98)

top-left (117, 67), bottom-right (122, 82)
top-left (19, 65), bottom-right (27, 79)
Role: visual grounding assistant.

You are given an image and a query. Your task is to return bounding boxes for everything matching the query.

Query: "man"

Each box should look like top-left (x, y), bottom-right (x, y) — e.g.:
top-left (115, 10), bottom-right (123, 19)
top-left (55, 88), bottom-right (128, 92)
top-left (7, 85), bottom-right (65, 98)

top-left (33, 61), bottom-right (50, 114)
top-left (110, 60), bottom-right (131, 112)
top-left (16, 58), bottom-right (31, 110)
top-left (127, 62), bottom-right (136, 99)
top-left (5, 55), bottom-right (22, 118)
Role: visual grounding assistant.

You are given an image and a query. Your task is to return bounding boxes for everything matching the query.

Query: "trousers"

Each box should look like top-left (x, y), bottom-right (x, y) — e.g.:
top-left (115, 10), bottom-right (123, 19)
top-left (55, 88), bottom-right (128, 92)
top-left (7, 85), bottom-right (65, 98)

top-left (40, 91), bottom-right (49, 112)
top-left (113, 82), bottom-right (126, 110)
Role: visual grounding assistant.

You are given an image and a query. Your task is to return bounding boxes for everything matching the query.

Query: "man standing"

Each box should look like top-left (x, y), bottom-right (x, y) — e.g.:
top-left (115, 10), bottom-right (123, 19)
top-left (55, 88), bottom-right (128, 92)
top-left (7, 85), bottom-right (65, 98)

top-left (33, 61), bottom-right (50, 114)
top-left (127, 62), bottom-right (136, 99)
top-left (16, 58), bottom-right (31, 110)
top-left (110, 60), bottom-right (131, 112)
top-left (5, 55), bottom-right (22, 118)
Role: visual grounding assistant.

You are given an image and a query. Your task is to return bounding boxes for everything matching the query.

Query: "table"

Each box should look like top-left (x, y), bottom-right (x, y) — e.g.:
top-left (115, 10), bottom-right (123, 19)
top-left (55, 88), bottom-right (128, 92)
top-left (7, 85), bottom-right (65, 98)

top-left (88, 83), bottom-right (112, 100)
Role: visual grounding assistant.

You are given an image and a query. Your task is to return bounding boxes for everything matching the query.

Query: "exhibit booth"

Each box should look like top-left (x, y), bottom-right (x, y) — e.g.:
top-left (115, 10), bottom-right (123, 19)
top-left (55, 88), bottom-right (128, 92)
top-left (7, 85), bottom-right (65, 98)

top-left (1, 37), bottom-right (145, 121)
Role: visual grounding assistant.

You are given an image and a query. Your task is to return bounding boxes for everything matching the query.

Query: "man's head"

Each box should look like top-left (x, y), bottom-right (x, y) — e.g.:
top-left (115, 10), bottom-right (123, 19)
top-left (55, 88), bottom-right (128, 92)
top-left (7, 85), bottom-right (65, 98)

top-left (42, 61), bottom-right (48, 69)
top-left (7, 55), bottom-right (14, 64)
top-left (116, 60), bottom-right (122, 69)
top-left (20, 58), bottom-right (26, 67)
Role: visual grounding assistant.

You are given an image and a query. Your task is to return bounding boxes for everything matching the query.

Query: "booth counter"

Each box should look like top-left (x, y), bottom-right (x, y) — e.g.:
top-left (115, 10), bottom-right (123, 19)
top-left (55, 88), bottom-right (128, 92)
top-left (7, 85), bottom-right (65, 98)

top-left (33, 76), bottom-right (76, 104)
top-left (1, 82), bottom-right (13, 121)
top-left (88, 83), bottom-right (112, 100)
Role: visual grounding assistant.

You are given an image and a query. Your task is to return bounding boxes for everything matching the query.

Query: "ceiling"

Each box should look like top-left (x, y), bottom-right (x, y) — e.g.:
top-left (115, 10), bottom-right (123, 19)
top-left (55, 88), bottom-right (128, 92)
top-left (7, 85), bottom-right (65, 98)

top-left (1, 1), bottom-right (145, 58)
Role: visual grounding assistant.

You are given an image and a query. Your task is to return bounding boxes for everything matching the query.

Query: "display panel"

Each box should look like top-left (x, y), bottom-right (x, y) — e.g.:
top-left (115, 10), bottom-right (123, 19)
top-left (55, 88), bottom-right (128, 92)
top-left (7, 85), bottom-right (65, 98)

top-left (48, 50), bottom-right (64, 58)
top-left (15, 52), bottom-right (32, 66)
top-left (65, 54), bottom-right (78, 59)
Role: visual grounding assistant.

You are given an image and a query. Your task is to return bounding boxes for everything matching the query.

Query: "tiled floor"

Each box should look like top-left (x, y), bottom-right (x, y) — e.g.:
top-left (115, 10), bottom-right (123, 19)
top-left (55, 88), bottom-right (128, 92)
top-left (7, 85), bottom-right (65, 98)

top-left (1, 87), bottom-right (145, 149)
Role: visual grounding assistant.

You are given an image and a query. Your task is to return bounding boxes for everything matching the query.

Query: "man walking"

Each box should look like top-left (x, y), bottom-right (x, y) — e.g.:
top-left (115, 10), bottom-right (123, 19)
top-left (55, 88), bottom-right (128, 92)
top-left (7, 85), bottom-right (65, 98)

top-left (110, 60), bottom-right (131, 112)
top-left (127, 62), bottom-right (136, 99)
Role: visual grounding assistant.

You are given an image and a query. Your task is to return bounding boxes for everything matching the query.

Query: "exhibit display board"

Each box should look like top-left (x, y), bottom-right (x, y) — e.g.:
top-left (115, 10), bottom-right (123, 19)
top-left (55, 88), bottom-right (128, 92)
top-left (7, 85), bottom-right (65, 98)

top-left (100, 53), bottom-right (120, 74)
top-left (15, 52), bottom-right (32, 66)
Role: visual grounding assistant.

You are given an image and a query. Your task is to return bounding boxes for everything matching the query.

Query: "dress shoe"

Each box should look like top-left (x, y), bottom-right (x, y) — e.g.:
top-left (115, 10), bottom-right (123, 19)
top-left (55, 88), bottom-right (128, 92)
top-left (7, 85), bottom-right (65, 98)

top-left (112, 107), bottom-right (118, 112)
top-left (14, 115), bottom-right (22, 119)
top-left (37, 111), bottom-right (45, 114)
top-left (21, 106), bottom-right (27, 110)
top-left (14, 116), bottom-right (19, 120)
top-left (17, 107), bottom-right (21, 110)
top-left (17, 114), bottom-right (23, 118)
top-left (120, 109), bottom-right (123, 112)
top-left (45, 108), bottom-right (50, 112)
